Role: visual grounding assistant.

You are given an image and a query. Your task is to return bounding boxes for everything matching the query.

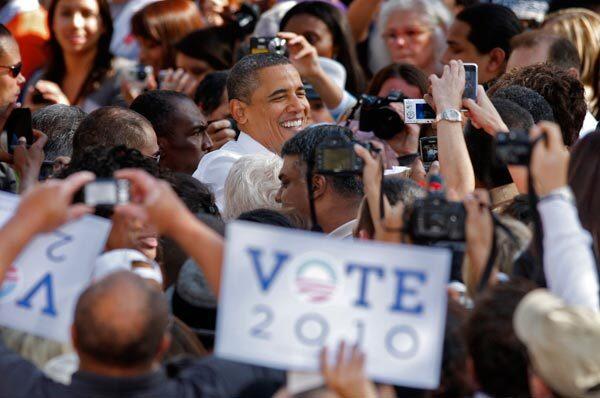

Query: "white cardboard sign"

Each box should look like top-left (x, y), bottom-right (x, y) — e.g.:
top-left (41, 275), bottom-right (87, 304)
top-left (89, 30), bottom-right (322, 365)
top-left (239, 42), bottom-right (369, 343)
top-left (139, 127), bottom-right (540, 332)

top-left (0, 191), bottom-right (111, 342)
top-left (216, 222), bottom-right (451, 389)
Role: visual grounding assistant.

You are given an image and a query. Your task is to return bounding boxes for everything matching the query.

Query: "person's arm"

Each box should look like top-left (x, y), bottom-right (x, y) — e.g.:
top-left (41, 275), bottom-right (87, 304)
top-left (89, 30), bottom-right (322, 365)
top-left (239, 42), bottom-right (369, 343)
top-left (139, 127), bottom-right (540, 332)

top-left (115, 169), bottom-right (225, 296)
top-left (429, 61), bottom-right (475, 198)
top-left (347, 0), bottom-right (383, 42)
top-left (278, 32), bottom-right (344, 110)
top-left (0, 172), bottom-right (95, 285)
top-left (530, 122), bottom-right (599, 311)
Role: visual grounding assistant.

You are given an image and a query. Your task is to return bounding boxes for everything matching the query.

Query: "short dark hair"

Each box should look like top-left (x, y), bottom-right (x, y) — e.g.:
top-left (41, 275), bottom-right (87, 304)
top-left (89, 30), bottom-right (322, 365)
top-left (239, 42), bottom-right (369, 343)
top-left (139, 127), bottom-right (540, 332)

top-left (237, 208), bottom-right (296, 228)
top-left (488, 64), bottom-right (587, 146)
top-left (160, 171), bottom-right (219, 216)
top-left (72, 107), bottom-right (155, 157)
top-left (492, 85), bottom-right (555, 124)
top-left (74, 271), bottom-right (169, 367)
top-left (32, 104), bottom-right (86, 160)
top-left (510, 30), bottom-right (581, 72)
top-left (466, 98), bottom-right (533, 189)
top-left (195, 70), bottom-right (229, 114)
top-left (281, 124), bottom-right (363, 198)
top-left (130, 90), bottom-right (193, 138)
top-left (356, 177), bottom-right (426, 238)
top-left (465, 279), bottom-right (535, 397)
top-left (456, 4), bottom-right (523, 57)
top-left (227, 54), bottom-right (292, 103)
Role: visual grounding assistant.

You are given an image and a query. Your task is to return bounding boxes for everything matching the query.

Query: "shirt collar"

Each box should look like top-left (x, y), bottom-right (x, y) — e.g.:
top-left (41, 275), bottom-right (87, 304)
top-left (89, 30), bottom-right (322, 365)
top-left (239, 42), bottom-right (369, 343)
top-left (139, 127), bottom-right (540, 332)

top-left (236, 131), bottom-right (272, 155)
top-left (70, 368), bottom-right (167, 395)
top-left (328, 219), bottom-right (358, 239)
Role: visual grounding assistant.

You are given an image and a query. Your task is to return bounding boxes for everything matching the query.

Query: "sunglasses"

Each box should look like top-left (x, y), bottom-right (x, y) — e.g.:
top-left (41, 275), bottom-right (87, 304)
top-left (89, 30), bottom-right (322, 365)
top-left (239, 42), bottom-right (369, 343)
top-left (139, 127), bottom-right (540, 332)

top-left (0, 62), bottom-right (22, 78)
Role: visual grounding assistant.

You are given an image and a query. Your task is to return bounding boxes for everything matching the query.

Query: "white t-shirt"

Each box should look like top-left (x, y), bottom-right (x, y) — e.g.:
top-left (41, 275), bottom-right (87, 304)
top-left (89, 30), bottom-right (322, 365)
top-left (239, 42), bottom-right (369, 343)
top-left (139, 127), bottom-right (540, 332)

top-left (193, 132), bottom-right (272, 211)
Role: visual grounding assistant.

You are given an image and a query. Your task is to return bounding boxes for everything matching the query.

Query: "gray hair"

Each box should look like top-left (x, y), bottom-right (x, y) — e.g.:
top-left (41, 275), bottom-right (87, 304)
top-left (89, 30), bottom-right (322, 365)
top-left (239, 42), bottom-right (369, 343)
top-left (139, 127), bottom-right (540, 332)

top-left (223, 154), bottom-right (283, 220)
top-left (378, 0), bottom-right (453, 68)
top-left (32, 105), bottom-right (86, 160)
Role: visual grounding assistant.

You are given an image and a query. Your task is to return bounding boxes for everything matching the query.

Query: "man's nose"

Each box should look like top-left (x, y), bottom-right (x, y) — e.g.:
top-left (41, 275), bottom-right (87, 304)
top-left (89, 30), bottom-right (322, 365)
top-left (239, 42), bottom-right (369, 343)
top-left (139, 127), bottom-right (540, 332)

top-left (275, 187), bottom-right (283, 204)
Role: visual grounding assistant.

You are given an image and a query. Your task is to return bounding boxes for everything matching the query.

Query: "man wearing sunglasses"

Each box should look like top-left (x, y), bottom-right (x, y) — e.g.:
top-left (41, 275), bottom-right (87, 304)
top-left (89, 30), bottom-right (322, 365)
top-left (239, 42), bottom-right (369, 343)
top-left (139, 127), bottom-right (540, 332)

top-left (0, 24), bottom-right (25, 111)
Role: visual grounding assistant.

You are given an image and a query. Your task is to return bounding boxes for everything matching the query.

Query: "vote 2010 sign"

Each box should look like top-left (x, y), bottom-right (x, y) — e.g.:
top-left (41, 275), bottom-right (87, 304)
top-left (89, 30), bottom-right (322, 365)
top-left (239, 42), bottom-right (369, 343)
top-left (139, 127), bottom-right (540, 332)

top-left (0, 191), bottom-right (111, 343)
top-left (216, 222), bottom-right (451, 389)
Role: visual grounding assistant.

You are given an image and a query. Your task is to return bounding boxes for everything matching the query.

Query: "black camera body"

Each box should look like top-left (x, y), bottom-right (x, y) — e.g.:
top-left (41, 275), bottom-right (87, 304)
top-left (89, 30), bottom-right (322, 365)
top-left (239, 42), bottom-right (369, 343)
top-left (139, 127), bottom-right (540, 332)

top-left (315, 137), bottom-right (374, 175)
top-left (406, 192), bottom-right (466, 243)
top-left (495, 130), bottom-right (531, 166)
top-left (359, 91), bottom-right (407, 141)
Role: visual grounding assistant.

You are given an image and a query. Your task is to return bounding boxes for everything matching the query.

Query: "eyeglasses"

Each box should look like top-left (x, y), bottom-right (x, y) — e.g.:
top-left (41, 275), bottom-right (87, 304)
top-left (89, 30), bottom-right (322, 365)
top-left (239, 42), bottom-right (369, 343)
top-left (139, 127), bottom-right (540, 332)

top-left (0, 62), bottom-right (22, 78)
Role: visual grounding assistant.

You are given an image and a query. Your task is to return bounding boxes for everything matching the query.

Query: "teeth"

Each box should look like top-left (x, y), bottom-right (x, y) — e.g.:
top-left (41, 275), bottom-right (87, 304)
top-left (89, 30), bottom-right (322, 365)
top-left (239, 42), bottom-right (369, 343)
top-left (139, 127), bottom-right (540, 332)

top-left (281, 119), bottom-right (303, 128)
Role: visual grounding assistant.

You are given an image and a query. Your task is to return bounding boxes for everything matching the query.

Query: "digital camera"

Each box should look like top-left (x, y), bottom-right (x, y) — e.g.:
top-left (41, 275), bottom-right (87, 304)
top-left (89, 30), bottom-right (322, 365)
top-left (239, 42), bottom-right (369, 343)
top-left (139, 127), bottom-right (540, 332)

top-left (419, 136), bottom-right (438, 171)
top-left (250, 36), bottom-right (287, 56)
top-left (495, 130), bottom-right (532, 166)
top-left (359, 91), bottom-right (407, 140)
top-left (405, 191), bottom-right (466, 243)
top-left (315, 137), bottom-right (376, 176)
top-left (84, 179), bottom-right (131, 208)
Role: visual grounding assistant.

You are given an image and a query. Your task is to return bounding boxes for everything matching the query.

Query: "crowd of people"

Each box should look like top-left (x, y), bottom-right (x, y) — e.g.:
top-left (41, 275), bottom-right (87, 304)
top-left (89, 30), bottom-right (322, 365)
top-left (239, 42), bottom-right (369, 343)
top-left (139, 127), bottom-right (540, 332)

top-left (0, 0), bottom-right (599, 396)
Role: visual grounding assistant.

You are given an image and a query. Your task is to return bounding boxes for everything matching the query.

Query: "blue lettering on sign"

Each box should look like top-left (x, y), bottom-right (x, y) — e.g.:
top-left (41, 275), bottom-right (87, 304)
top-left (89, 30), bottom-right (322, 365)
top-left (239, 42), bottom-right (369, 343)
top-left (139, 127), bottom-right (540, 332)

top-left (346, 264), bottom-right (384, 308)
top-left (46, 231), bottom-right (73, 263)
top-left (389, 270), bottom-right (426, 314)
top-left (247, 248), bottom-right (290, 292)
top-left (16, 273), bottom-right (57, 317)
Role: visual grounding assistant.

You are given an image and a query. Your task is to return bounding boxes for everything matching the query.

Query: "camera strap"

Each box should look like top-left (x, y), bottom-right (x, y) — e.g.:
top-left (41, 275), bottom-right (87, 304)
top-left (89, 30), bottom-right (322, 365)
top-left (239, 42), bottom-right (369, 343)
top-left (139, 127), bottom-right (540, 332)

top-left (305, 156), bottom-right (323, 233)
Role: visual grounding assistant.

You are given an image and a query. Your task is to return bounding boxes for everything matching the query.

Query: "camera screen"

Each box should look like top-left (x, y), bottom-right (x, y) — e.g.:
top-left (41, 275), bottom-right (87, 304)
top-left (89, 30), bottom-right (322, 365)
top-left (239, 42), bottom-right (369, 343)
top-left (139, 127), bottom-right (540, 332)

top-left (321, 148), bottom-right (354, 171)
top-left (415, 103), bottom-right (436, 120)
top-left (85, 182), bottom-right (118, 206)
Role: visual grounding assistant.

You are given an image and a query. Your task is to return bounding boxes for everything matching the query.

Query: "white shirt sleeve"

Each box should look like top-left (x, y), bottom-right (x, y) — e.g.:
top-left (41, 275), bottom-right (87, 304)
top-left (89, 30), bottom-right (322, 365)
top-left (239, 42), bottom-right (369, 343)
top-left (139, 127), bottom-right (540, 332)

top-left (538, 188), bottom-right (599, 311)
top-left (193, 151), bottom-right (240, 212)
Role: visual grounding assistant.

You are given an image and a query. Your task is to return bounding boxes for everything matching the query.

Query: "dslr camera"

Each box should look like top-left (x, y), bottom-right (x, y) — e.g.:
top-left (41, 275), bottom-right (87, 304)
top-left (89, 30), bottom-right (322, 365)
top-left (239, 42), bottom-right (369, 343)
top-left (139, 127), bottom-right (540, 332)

top-left (359, 91), bottom-right (407, 141)
top-left (495, 130), bottom-right (532, 166)
top-left (405, 190), bottom-right (466, 244)
top-left (315, 136), bottom-right (376, 176)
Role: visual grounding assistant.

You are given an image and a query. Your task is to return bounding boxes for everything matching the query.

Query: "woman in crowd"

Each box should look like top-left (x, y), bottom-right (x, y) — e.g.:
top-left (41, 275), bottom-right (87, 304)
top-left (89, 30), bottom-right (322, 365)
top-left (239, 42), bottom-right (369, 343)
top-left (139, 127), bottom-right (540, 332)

top-left (355, 63), bottom-right (430, 167)
top-left (542, 8), bottom-right (600, 119)
top-left (23, 0), bottom-right (125, 112)
top-left (376, 0), bottom-right (452, 76)
top-left (132, 0), bottom-right (204, 75)
top-left (279, 0), bottom-right (365, 95)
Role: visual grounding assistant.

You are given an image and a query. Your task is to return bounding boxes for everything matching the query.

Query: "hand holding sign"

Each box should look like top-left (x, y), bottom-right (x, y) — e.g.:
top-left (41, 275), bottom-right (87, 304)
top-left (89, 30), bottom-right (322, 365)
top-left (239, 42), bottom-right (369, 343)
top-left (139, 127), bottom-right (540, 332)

top-left (321, 341), bottom-right (377, 398)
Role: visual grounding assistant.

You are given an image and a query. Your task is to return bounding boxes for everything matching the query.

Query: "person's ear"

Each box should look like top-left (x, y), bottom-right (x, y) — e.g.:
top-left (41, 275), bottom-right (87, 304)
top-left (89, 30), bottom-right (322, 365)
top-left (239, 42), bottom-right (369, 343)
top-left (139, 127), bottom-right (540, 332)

top-left (567, 67), bottom-right (580, 80)
top-left (487, 48), bottom-right (507, 75)
top-left (230, 99), bottom-right (248, 125)
top-left (155, 332), bottom-right (172, 362)
top-left (311, 174), bottom-right (327, 200)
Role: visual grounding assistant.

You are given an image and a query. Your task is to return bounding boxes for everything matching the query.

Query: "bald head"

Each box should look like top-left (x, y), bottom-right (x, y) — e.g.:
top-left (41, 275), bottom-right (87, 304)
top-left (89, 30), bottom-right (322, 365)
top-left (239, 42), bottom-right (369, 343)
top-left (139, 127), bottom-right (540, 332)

top-left (72, 107), bottom-right (159, 160)
top-left (73, 271), bottom-right (169, 368)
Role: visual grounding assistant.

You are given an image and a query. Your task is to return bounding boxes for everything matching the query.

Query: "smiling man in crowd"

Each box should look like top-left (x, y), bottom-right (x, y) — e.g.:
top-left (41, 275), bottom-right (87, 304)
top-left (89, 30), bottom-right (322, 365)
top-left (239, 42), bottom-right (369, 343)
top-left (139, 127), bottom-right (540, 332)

top-left (193, 53), bottom-right (310, 210)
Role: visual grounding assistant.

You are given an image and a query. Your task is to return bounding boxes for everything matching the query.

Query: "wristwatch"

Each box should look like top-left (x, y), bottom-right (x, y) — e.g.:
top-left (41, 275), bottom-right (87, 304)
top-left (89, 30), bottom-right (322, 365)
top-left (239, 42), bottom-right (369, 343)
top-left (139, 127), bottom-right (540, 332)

top-left (435, 109), bottom-right (462, 123)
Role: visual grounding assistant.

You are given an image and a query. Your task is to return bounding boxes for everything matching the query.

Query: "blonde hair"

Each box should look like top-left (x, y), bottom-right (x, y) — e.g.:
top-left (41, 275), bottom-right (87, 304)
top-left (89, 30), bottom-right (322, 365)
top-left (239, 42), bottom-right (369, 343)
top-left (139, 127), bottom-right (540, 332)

top-left (543, 8), bottom-right (600, 117)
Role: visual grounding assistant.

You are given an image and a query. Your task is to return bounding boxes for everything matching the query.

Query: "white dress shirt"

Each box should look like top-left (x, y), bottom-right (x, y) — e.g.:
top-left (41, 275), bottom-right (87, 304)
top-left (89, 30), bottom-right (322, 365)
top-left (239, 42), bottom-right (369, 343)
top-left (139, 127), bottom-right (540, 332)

top-left (193, 132), bottom-right (272, 211)
top-left (327, 219), bottom-right (357, 239)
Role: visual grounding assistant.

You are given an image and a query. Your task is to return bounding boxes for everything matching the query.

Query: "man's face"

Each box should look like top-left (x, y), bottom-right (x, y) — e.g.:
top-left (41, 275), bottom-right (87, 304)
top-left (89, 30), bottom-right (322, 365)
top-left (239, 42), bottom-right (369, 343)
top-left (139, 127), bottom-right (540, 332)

top-left (0, 39), bottom-right (24, 109)
top-left (442, 20), bottom-right (491, 83)
top-left (276, 154), bottom-right (309, 221)
top-left (235, 64), bottom-right (309, 153)
top-left (160, 99), bottom-right (210, 174)
top-left (506, 43), bottom-right (550, 72)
